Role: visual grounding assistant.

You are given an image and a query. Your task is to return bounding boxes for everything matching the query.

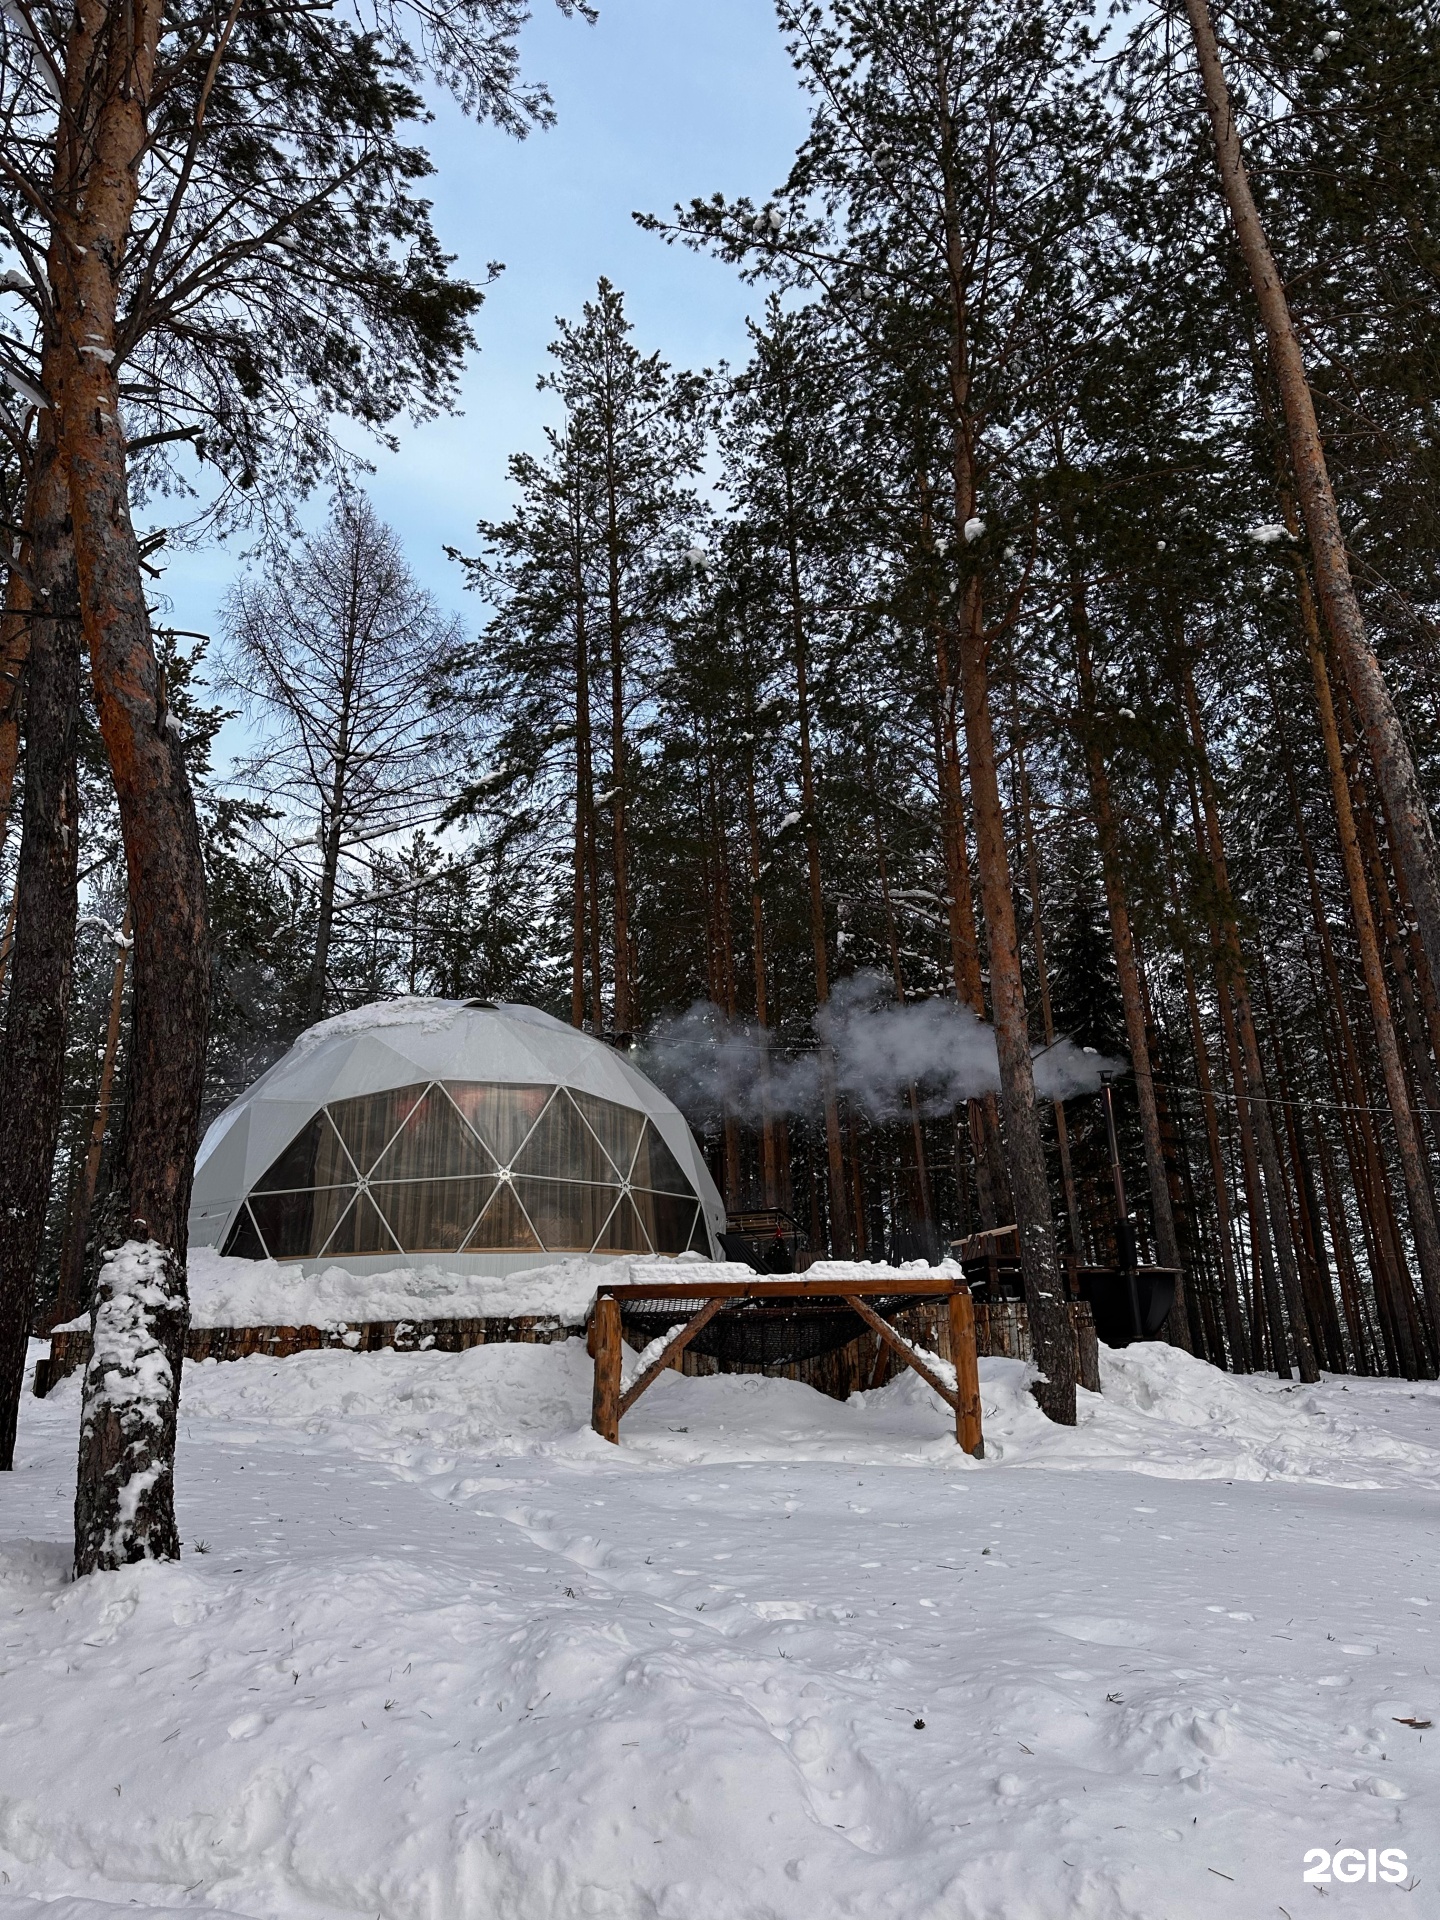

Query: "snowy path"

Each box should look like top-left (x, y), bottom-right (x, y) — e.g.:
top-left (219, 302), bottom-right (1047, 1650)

top-left (2, 1340), bottom-right (1438, 1919)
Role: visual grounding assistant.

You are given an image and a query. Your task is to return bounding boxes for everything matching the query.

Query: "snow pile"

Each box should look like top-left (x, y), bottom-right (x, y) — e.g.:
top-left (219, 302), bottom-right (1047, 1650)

top-left (1075, 1340), bottom-right (1440, 1487)
top-left (59, 1252), bottom-right (974, 1337)
top-left (286, 994), bottom-right (475, 1057)
top-left (804, 1257), bottom-right (966, 1279)
top-left (626, 1256), bottom-right (964, 1289)
top-left (173, 1247), bottom-right (621, 1330)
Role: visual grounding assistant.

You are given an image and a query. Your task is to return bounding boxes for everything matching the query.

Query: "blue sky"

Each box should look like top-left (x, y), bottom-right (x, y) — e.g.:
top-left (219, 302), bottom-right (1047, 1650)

top-left (165, 0), bottom-right (810, 717)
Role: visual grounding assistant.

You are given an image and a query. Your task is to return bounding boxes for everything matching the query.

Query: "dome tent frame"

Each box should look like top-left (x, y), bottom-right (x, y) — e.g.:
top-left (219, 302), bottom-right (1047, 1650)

top-left (190, 999), bottom-right (725, 1276)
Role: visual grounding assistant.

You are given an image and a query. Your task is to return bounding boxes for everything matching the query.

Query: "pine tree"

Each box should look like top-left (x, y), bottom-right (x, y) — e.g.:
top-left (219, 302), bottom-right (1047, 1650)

top-left (457, 282), bottom-right (706, 1034)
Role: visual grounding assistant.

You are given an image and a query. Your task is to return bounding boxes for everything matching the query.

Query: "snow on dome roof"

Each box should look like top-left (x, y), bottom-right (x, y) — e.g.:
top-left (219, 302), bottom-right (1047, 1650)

top-left (190, 998), bottom-right (724, 1277)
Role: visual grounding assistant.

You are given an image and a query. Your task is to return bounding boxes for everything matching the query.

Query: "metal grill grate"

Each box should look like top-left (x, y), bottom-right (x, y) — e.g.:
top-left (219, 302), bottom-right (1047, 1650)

top-left (618, 1293), bottom-right (918, 1368)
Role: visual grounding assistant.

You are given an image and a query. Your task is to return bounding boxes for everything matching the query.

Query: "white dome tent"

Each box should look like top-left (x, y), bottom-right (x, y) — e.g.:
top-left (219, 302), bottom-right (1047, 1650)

top-left (189, 999), bottom-right (725, 1276)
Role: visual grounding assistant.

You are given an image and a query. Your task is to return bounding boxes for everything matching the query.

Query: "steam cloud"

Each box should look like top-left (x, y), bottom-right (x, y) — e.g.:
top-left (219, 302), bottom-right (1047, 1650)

top-left (639, 973), bottom-right (1127, 1127)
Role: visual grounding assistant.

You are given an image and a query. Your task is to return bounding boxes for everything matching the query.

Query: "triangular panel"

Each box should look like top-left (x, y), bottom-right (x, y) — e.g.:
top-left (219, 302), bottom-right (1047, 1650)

top-left (512, 1092), bottom-right (617, 1185)
top-left (592, 1191), bottom-right (652, 1255)
top-left (221, 1202), bottom-right (267, 1260)
top-left (632, 1190), bottom-right (699, 1256)
top-left (630, 1122), bottom-right (696, 1196)
top-left (463, 1181), bottom-right (542, 1251)
top-left (568, 1090), bottom-right (644, 1179)
top-left (371, 1176), bottom-right (495, 1252)
top-left (327, 1083), bottom-right (429, 1178)
top-left (446, 1083), bottom-right (553, 1166)
top-left (320, 1190), bottom-right (400, 1259)
top-left (252, 1110), bottom-right (355, 1192)
top-left (249, 1184), bottom-right (356, 1261)
top-left (369, 1087), bottom-right (494, 1182)
top-left (512, 1177), bottom-right (620, 1252)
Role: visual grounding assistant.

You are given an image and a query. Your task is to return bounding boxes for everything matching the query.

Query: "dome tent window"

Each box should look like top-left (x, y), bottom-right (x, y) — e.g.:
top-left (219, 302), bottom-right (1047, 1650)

top-left (222, 1081), bottom-right (706, 1261)
top-left (192, 999), bottom-right (723, 1277)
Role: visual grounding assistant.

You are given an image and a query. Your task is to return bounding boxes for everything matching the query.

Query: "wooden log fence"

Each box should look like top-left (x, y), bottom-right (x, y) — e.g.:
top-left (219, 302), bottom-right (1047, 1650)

top-left (36, 1295), bottom-right (1100, 1407)
top-left (34, 1312), bottom-right (572, 1397)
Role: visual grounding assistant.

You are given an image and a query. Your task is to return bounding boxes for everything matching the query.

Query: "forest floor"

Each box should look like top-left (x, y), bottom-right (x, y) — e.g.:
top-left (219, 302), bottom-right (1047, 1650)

top-left (2, 1334), bottom-right (1439, 1920)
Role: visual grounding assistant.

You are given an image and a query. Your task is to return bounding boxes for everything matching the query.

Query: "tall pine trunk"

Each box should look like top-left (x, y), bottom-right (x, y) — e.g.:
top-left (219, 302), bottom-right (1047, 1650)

top-left (53, 911), bottom-right (131, 1330)
top-left (1292, 584), bottom-right (1440, 1350)
top-left (703, 741), bottom-right (743, 1206)
top-left (0, 428), bottom-right (81, 1468)
top-left (935, 117), bottom-right (1073, 1416)
top-left (932, 614), bottom-right (1009, 1228)
top-left (0, 546), bottom-right (31, 868)
top-left (1184, 0), bottom-right (1440, 1009)
top-left (954, 578), bottom-right (1074, 1419)
top-left (1179, 658), bottom-right (1319, 1380)
top-left (571, 509), bottom-right (593, 1029)
top-left (1311, 1111), bottom-right (1373, 1374)
top-left (602, 445), bottom-right (634, 1032)
top-left (741, 720), bottom-right (781, 1207)
top-left (786, 505), bottom-right (851, 1253)
top-left (1007, 688), bottom-right (1082, 1262)
top-left (1069, 571), bottom-right (1188, 1339)
top-left (307, 622), bottom-right (359, 1023)
top-left (866, 727), bottom-right (935, 1235)
top-left (1288, 731), bottom-right (1417, 1374)
top-left (1318, 921), bottom-right (1421, 1375)
top-left (54, 0), bottom-right (210, 1572)
top-left (1175, 930), bottom-right (1248, 1366)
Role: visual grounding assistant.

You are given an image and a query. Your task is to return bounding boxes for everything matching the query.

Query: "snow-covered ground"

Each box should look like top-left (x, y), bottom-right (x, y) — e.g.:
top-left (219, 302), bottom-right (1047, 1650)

top-left (3, 1336), bottom-right (1438, 1918)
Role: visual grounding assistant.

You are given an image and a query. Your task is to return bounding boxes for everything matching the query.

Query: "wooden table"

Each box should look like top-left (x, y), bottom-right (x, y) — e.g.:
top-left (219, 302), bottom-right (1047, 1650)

top-left (588, 1277), bottom-right (984, 1456)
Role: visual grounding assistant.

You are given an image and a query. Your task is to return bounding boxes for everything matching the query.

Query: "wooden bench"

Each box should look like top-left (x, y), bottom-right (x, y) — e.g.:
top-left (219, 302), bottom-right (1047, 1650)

top-left (588, 1277), bottom-right (984, 1456)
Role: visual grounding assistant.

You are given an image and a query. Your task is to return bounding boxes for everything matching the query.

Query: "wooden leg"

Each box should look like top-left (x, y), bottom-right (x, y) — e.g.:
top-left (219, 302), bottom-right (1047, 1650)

top-left (591, 1295), bottom-right (622, 1443)
top-left (948, 1287), bottom-right (985, 1459)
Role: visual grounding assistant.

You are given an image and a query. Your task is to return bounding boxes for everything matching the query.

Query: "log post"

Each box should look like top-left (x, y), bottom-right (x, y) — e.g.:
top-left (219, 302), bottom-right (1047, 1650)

top-left (1069, 1300), bottom-right (1101, 1395)
top-left (590, 1295), bottom-right (622, 1443)
top-left (948, 1286), bottom-right (984, 1458)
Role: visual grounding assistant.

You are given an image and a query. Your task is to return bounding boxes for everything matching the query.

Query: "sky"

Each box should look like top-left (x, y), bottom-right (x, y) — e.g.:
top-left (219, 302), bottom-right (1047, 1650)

top-left (162, 0), bottom-right (811, 746)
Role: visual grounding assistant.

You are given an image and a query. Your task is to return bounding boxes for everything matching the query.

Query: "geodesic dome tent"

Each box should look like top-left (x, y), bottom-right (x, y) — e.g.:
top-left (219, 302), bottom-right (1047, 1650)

top-left (189, 999), bottom-right (725, 1275)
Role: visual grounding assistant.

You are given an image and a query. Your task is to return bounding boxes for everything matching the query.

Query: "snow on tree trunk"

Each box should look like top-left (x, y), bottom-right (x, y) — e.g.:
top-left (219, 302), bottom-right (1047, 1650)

top-left (73, 1240), bottom-right (188, 1570)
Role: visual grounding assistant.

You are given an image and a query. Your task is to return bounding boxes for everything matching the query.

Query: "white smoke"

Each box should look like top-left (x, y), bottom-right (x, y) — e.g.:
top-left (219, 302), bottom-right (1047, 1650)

top-left (639, 973), bottom-right (1127, 1126)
